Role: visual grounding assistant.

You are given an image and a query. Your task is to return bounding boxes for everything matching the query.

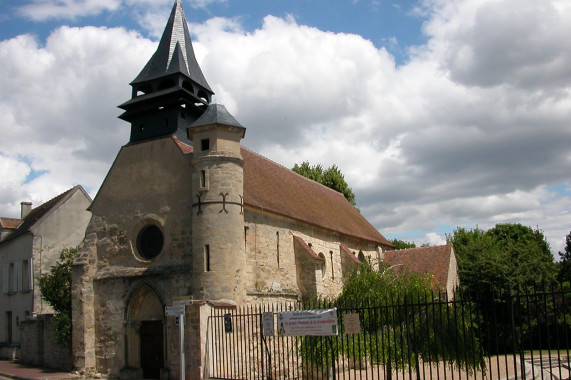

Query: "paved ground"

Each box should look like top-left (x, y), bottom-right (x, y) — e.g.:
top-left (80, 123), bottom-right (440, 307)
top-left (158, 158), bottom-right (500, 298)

top-left (0, 360), bottom-right (79, 380)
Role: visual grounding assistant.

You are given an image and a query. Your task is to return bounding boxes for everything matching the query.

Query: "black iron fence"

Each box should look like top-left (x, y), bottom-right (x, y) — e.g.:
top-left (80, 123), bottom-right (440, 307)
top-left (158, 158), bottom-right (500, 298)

top-left (206, 286), bottom-right (571, 379)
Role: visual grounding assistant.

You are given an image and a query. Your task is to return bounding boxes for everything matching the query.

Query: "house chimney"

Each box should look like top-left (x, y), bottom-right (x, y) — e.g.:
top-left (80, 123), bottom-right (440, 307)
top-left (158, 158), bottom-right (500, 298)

top-left (21, 202), bottom-right (32, 219)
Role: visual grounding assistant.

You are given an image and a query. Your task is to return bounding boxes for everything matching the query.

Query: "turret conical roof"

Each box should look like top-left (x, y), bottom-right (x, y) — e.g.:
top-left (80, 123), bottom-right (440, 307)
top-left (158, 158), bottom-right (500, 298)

top-left (191, 104), bottom-right (244, 129)
top-left (132, 0), bottom-right (212, 93)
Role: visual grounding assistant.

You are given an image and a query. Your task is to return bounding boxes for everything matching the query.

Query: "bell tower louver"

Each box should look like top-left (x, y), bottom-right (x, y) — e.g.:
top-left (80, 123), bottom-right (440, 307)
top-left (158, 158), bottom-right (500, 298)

top-left (118, 0), bottom-right (214, 143)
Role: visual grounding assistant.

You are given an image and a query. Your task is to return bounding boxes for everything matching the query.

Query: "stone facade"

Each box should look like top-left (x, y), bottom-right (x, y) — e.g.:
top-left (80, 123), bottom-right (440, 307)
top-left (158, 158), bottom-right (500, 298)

top-left (71, 132), bottom-right (392, 378)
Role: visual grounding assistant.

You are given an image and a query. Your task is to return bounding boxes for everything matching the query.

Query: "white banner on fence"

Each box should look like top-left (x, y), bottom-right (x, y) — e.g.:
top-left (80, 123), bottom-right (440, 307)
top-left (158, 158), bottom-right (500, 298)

top-left (277, 308), bottom-right (338, 336)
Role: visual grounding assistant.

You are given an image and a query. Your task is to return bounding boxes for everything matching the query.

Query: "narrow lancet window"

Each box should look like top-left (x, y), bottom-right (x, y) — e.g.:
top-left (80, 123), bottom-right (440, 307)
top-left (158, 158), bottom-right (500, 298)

top-left (205, 245), bottom-right (210, 272)
top-left (330, 251), bottom-right (334, 279)
top-left (200, 170), bottom-right (206, 188)
top-left (276, 231), bottom-right (280, 268)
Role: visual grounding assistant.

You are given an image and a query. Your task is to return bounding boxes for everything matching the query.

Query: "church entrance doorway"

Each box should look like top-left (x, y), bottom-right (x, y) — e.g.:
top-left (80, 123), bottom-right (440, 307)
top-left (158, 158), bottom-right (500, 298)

top-left (125, 283), bottom-right (165, 379)
top-left (140, 320), bottom-right (164, 379)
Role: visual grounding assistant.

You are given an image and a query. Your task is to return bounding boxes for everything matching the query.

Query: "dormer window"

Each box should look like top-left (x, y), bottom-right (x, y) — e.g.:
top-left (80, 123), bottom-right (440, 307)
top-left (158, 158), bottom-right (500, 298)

top-left (201, 138), bottom-right (210, 151)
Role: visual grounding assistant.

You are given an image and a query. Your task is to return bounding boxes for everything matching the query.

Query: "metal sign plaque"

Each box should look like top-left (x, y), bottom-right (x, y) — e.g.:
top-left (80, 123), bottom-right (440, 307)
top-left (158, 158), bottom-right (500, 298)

top-left (165, 305), bottom-right (185, 316)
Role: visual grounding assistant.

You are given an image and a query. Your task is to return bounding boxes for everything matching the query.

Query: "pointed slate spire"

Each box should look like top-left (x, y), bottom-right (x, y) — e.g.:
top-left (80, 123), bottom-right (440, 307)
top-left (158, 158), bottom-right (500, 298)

top-left (118, 0), bottom-right (215, 144)
top-left (132, 0), bottom-right (212, 92)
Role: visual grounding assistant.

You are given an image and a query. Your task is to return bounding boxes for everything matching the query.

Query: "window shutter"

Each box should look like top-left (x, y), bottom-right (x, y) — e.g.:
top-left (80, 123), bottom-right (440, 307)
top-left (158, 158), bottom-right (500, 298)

top-left (2, 264), bottom-right (8, 294)
top-left (16, 261), bottom-right (22, 292)
top-left (28, 259), bottom-right (34, 291)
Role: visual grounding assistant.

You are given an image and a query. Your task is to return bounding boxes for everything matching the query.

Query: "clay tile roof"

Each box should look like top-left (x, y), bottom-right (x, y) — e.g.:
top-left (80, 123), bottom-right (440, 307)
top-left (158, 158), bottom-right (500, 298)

top-left (340, 244), bottom-right (362, 265)
top-left (242, 147), bottom-right (391, 245)
top-left (383, 244), bottom-right (454, 287)
top-left (173, 139), bottom-right (391, 246)
top-left (173, 136), bottom-right (193, 154)
top-left (0, 186), bottom-right (85, 245)
top-left (0, 218), bottom-right (21, 230)
top-left (293, 235), bottom-right (325, 261)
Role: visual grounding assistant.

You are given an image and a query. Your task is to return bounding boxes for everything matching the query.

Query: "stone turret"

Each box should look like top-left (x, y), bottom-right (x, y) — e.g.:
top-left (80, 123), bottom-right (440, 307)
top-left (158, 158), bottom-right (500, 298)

top-left (187, 104), bottom-right (246, 303)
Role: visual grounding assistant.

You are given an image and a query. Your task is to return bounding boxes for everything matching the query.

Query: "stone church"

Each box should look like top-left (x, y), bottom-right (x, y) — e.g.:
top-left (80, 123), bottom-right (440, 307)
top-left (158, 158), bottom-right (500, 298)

top-left (71, 1), bottom-right (397, 378)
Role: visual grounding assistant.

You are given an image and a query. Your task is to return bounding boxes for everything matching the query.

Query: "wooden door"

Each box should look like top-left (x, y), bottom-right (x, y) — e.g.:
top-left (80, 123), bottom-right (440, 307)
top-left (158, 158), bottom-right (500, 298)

top-left (140, 320), bottom-right (164, 379)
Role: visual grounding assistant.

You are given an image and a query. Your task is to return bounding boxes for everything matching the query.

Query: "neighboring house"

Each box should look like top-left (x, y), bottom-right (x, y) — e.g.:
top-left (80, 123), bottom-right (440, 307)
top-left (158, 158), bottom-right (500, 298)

top-left (383, 244), bottom-right (459, 297)
top-left (0, 185), bottom-right (92, 351)
top-left (0, 218), bottom-right (20, 241)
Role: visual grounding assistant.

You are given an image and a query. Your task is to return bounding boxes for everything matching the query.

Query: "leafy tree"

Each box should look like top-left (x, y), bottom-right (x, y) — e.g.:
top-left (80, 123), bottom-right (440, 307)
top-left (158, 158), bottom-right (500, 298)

top-left (293, 161), bottom-right (356, 206)
top-left (448, 224), bottom-right (556, 293)
top-left (557, 231), bottom-right (571, 283)
top-left (38, 247), bottom-right (77, 346)
top-left (390, 238), bottom-right (416, 249)
top-left (448, 224), bottom-right (557, 354)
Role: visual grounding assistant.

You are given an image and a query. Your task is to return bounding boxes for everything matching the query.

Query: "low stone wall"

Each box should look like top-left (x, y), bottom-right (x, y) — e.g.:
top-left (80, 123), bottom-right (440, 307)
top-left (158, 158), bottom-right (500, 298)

top-left (19, 314), bottom-right (72, 371)
top-left (0, 343), bottom-right (19, 360)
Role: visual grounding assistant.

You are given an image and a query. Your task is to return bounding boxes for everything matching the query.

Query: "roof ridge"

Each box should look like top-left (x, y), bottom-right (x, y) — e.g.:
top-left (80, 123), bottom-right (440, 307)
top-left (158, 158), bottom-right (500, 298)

top-left (394, 244), bottom-right (452, 252)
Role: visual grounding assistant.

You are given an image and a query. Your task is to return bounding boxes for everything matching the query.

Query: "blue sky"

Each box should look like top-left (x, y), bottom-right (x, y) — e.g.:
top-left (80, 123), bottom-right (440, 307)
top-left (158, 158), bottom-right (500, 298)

top-left (0, 0), bottom-right (569, 253)
top-left (0, 0), bottom-right (426, 62)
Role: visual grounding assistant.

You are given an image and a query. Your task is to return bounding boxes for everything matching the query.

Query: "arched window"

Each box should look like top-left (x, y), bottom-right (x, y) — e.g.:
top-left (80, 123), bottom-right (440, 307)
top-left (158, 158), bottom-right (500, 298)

top-left (318, 253), bottom-right (326, 278)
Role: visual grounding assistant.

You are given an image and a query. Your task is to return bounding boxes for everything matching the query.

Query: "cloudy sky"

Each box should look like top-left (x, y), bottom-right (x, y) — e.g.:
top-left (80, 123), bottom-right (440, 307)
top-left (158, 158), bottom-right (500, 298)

top-left (0, 0), bottom-right (569, 253)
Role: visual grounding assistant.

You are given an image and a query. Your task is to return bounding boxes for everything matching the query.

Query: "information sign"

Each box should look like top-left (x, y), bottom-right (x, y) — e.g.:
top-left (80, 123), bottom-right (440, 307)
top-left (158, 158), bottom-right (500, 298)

top-left (343, 313), bottom-right (361, 334)
top-left (262, 312), bottom-right (274, 336)
top-left (277, 308), bottom-right (338, 336)
top-left (165, 305), bottom-right (185, 316)
top-left (173, 296), bottom-right (194, 306)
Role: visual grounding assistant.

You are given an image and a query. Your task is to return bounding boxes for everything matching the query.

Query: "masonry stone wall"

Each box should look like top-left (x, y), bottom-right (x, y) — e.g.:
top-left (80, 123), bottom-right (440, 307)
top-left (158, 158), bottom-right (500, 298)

top-left (244, 208), bottom-right (384, 301)
top-left (19, 315), bottom-right (72, 371)
top-left (190, 153), bottom-right (246, 303)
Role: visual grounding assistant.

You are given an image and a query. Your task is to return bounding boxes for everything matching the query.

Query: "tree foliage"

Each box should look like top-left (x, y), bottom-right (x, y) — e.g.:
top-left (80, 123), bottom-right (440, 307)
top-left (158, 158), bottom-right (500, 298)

top-left (293, 161), bottom-right (356, 206)
top-left (558, 231), bottom-right (571, 283)
top-left (448, 224), bottom-right (558, 354)
top-left (390, 238), bottom-right (417, 250)
top-left (448, 223), bottom-right (556, 293)
top-left (38, 247), bottom-right (77, 346)
top-left (301, 261), bottom-right (484, 372)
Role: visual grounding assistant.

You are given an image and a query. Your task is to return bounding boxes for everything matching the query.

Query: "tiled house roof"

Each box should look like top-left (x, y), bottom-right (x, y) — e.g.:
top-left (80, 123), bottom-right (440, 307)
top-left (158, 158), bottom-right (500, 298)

top-left (0, 218), bottom-right (20, 230)
top-left (172, 136), bottom-right (391, 246)
top-left (383, 244), bottom-right (455, 289)
top-left (0, 186), bottom-right (86, 245)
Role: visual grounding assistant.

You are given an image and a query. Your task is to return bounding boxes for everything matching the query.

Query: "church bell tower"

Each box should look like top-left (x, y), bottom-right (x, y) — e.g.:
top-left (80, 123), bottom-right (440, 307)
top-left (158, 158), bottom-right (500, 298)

top-left (118, 0), bottom-right (214, 143)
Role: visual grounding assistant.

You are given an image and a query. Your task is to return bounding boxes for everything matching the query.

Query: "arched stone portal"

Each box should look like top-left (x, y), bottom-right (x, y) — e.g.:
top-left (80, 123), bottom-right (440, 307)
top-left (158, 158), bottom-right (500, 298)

top-left (123, 283), bottom-right (164, 380)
